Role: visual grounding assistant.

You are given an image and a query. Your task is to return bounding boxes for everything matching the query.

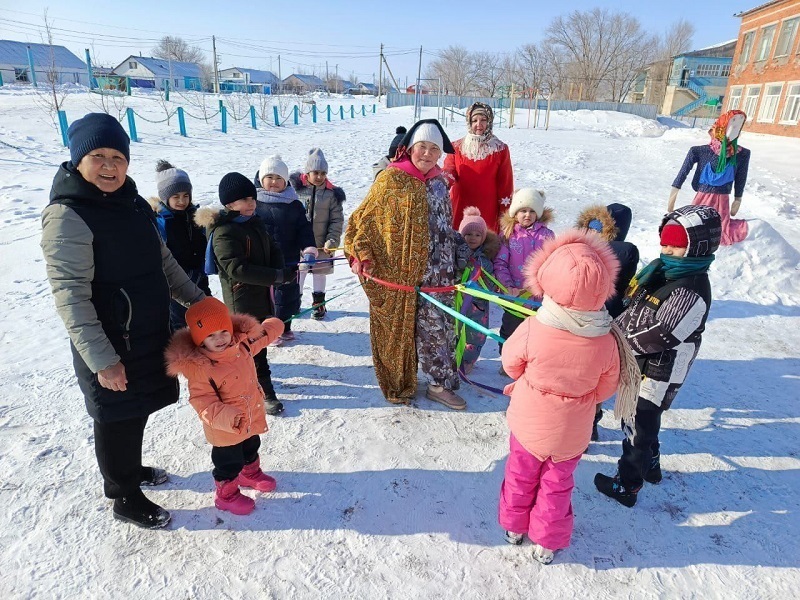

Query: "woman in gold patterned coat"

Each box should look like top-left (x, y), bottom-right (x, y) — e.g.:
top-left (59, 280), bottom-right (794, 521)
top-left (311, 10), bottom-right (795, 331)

top-left (345, 119), bottom-right (468, 410)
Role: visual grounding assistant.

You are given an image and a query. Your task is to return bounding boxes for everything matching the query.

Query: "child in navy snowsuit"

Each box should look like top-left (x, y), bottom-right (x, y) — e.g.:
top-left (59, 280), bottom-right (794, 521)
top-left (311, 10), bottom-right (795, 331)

top-left (151, 160), bottom-right (211, 331)
top-left (254, 155), bottom-right (318, 345)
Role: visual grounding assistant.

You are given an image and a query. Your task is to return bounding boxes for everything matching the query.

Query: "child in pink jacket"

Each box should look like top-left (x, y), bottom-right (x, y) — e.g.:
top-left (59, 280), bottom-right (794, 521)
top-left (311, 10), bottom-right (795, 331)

top-left (165, 297), bottom-right (285, 516)
top-left (499, 230), bottom-right (639, 564)
top-left (494, 188), bottom-right (555, 363)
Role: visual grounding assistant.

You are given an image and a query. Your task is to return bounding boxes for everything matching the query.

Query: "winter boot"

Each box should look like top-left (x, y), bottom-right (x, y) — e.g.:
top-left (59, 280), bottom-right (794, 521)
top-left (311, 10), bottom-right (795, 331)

top-left (426, 385), bottom-right (467, 410)
top-left (238, 456), bottom-right (277, 493)
top-left (113, 490), bottom-right (171, 529)
top-left (532, 544), bottom-right (555, 565)
top-left (594, 473), bottom-right (640, 508)
top-left (214, 479), bottom-right (255, 515)
top-left (140, 466), bottom-right (168, 486)
top-left (260, 387), bottom-right (284, 416)
top-left (644, 454), bottom-right (662, 484)
top-left (312, 292), bottom-right (327, 320)
top-left (504, 531), bottom-right (524, 545)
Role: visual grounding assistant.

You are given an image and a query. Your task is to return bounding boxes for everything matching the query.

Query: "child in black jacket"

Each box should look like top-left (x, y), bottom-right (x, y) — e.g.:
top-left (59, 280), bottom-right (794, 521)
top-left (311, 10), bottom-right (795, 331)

top-left (595, 205), bottom-right (721, 507)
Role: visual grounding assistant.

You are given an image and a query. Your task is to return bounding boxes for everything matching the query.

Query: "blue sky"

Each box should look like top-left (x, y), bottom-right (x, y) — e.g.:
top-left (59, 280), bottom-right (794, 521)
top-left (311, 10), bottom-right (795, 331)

top-left (1, 1), bottom-right (754, 83)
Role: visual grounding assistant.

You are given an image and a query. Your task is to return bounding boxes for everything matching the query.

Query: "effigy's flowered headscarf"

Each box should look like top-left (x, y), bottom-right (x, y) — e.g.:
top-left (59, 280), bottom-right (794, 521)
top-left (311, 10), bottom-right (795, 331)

top-left (709, 110), bottom-right (747, 173)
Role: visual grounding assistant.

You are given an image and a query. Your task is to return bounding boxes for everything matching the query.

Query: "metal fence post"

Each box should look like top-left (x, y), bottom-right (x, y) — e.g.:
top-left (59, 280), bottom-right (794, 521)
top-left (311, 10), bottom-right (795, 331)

top-left (312, 104), bottom-right (317, 123)
top-left (273, 106), bottom-right (280, 126)
top-left (327, 105), bottom-right (331, 121)
top-left (250, 106), bottom-right (257, 129)
top-left (221, 106), bottom-right (227, 133)
top-left (339, 106), bottom-right (344, 120)
top-left (350, 105), bottom-right (355, 118)
top-left (293, 105), bottom-right (299, 125)
top-left (126, 108), bottom-right (138, 142)
top-left (361, 105), bottom-right (366, 116)
top-left (57, 110), bottom-right (69, 147)
top-left (177, 107), bottom-right (187, 137)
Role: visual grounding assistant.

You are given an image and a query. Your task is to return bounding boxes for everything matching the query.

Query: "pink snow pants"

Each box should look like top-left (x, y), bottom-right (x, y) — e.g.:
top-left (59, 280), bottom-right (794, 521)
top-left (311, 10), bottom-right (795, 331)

top-left (692, 192), bottom-right (748, 245)
top-left (498, 434), bottom-right (581, 550)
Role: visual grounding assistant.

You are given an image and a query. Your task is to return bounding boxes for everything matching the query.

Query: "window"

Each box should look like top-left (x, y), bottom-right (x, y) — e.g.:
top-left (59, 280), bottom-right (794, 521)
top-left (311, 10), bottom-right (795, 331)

top-left (721, 64), bottom-right (731, 77)
top-left (780, 83), bottom-right (800, 124)
top-left (728, 86), bottom-right (744, 110)
top-left (775, 18), bottom-right (799, 57)
top-left (696, 64), bottom-right (721, 77)
top-left (232, 72), bottom-right (239, 78)
top-left (739, 31), bottom-right (755, 64)
top-left (129, 61), bottom-right (137, 69)
top-left (743, 85), bottom-right (761, 119)
top-left (14, 67), bottom-right (29, 82)
top-left (756, 25), bottom-right (777, 61)
top-left (757, 83), bottom-right (783, 122)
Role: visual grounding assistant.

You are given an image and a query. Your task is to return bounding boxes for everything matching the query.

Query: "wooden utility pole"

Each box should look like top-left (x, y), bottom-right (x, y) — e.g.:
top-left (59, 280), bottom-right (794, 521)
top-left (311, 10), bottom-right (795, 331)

top-left (278, 55), bottom-right (282, 94)
top-left (212, 35), bottom-right (220, 94)
top-left (382, 54), bottom-right (400, 93)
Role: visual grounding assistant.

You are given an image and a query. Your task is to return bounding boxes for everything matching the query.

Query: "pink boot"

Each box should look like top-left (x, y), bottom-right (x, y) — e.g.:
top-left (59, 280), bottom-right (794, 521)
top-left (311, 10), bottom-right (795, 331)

top-left (238, 456), bottom-right (277, 493)
top-left (214, 479), bottom-right (255, 515)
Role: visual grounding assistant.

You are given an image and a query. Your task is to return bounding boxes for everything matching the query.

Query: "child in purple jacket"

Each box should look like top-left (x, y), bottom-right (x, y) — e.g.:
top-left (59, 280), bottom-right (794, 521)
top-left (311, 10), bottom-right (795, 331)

top-left (494, 188), bottom-right (555, 367)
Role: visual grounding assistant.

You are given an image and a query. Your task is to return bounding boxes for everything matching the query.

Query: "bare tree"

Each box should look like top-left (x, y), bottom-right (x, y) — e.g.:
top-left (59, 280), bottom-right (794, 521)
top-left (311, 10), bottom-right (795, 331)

top-left (31, 10), bottom-right (69, 133)
top-left (515, 43), bottom-right (549, 95)
top-left (642, 19), bottom-right (696, 107)
top-left (546, 8), bottom-right (653, 101)
top-left (426, 45), bottom-right (478, 95)
top-left (152, 36), bottom-right (205, 64)
top-left (473, 51), bottom-right (506, 97)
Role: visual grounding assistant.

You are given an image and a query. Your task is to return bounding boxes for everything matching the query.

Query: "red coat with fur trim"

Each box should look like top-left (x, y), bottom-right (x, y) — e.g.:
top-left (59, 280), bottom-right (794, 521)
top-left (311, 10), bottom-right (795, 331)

top-left (443, 137), bottom-right (514, 233)
top-left (165, 313), bottom-right (275, 447)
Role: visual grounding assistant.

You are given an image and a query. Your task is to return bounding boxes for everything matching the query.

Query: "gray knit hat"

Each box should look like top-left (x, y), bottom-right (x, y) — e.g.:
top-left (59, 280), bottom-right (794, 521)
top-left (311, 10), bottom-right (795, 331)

top-left (155, 159), bottom-right (192, 204)
top-left (305, 148), bottom-right (328, 173)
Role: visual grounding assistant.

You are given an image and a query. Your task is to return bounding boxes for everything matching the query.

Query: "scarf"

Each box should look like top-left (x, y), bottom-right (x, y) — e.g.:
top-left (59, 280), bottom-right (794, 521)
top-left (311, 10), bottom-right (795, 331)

top-left (629, 254), bottom-right (715, 295)
top-left (709, 138), bottom-right (739, 173)
top-left (536, 295), bottom-right (640, 427)
top-left (459, 133), bottom-right (505, 161)
top-left (388, 157), bottom-right (442, 182)
top-left (204, 213), bottom-right (254, 275)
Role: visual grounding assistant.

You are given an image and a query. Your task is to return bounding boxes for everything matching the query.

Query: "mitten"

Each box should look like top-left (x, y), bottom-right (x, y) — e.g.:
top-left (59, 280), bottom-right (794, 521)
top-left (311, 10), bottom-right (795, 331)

top-left (668, 187), bottom-right (679, 212)
top-left (730, 197), bottom-right (742, 216)
top-left (261, 317), bottom-right (285, 344)
top-left (323, 240), bottom-right (337, 252)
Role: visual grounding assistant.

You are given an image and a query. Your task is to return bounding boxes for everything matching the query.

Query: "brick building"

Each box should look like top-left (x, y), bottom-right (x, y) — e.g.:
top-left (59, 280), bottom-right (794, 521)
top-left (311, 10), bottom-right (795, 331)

top-left (726, 0), bottom-right (800, 137)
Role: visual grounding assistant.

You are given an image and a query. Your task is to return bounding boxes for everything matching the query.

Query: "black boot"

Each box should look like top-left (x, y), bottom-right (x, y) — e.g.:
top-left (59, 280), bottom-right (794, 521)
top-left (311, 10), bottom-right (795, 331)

top-left (113, 489), bottom-right (171, 529)
top-left (594, 473), bottom-right (640, 508)
top-left (644, 454), bottom-right (662, 484)
top-left (312, 292), bottom-right (327, 320)
top-left (263, 391), bottom-right (284, 416)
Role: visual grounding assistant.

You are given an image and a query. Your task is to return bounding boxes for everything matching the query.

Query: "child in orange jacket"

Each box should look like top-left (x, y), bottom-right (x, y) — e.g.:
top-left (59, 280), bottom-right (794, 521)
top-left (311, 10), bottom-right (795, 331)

top-left (165, 297), bottom-right (285, 515)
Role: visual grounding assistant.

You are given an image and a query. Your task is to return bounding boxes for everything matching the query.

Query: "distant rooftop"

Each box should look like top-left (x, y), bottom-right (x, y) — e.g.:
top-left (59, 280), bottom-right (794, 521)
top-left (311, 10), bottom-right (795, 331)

top-left (115, 55), bottom-right (202, 78)
top-left (0, 39), bottom-right (86, 69)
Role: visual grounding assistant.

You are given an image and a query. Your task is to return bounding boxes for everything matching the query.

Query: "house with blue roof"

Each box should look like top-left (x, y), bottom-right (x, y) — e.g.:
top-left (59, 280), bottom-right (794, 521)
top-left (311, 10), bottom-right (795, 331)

top-left (661, 40), bottom-right (737, 117)
top-left (112, 55), bottom-right (204, 91)
top-left (0, 39), bottom-right (87, 86)
top-left (283, 73), bottom-right (326, 94)
top-left (218, 67), bottom-right (279, 94)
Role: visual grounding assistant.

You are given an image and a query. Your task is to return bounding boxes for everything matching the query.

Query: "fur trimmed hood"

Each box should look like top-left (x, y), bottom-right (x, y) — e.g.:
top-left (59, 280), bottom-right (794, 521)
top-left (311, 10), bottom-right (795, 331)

top-left (575, 204), bottom-right (618, 242)
top-left (482, 231), bottom-right (501, 260)
top-left (165, 313), bottom-right (260, 380)
top-left (499, 207), bottom-right (554, 239)
top-left (524, 229), bottom-right (620, 311)
top-left (194, 205), bottom-right (221, 229)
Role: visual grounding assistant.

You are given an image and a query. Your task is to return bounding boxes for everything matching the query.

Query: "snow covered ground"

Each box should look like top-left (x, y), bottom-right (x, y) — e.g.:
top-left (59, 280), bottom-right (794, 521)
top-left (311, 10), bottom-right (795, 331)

top-left (1, 87), bottom-right (798, 599)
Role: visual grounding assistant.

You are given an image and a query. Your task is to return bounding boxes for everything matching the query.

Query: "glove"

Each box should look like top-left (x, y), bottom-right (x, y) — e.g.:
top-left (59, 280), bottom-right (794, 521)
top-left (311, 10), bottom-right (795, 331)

top-left (261, 317), bottom-right (285, 345)
top-left (730, 197), bottom-right (742, 216)
top-left (274, 267), bottom-right (295, 285)
top-left (668, 187), bottom-right (680, 213)
top-left (299, 253), bottom-right (316, 272)
top-left (323, 240), bottom-right (337, 252)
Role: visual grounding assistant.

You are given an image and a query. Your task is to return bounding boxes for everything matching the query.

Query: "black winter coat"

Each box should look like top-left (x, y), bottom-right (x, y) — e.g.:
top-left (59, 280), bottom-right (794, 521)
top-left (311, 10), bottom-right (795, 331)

top-left (254, 187), bottom-right (317, 266)
top-left (155, 202), bottom-right (207, 272)
top-left (207, 210), bottom-right (285, 320)
top-left (606, 203), bottom-right (640, 318)
top-left (47, 166), bottom-right (182, 421)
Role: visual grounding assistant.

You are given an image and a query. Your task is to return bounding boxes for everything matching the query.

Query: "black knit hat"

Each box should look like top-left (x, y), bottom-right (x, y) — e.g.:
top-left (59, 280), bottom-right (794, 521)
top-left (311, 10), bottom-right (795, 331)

top-left (218, 172), bottom-right (257, 206)
top-left (387, 126), bottom-right (407, 159)
top-left (67, 112), bottom-right (130, 166)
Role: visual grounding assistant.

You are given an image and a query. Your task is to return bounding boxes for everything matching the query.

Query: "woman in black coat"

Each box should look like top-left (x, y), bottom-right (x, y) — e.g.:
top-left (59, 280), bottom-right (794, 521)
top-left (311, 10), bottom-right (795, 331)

top-left (40, 113), bottom-right (206, 529)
